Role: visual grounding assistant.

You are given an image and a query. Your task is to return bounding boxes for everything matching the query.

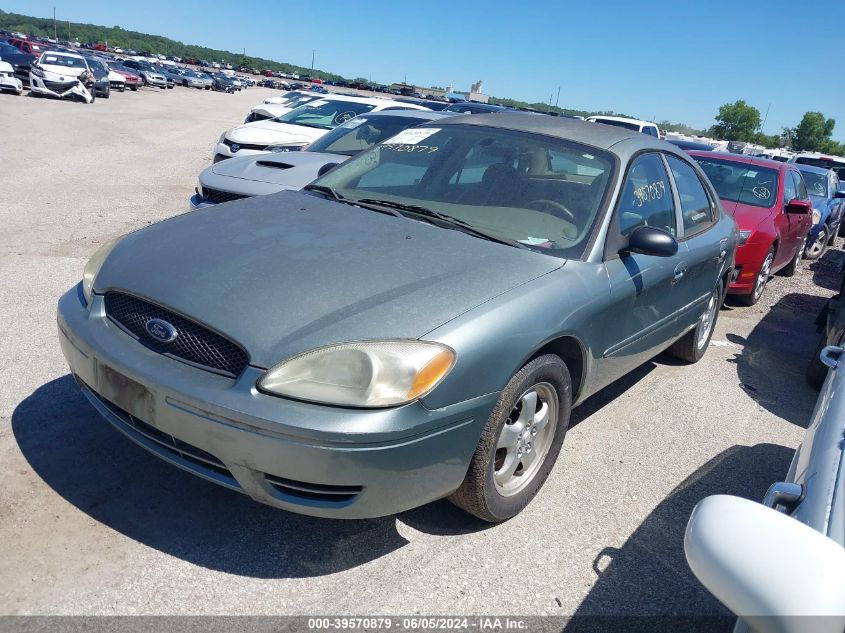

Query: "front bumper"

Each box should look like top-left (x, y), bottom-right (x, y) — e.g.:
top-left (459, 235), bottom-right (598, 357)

top-left (145, 75), bottom-right (167, 87)
top-left (727, 242), bottom-right (765, 295)
top-left (57, 286), bottom-right (492, 518)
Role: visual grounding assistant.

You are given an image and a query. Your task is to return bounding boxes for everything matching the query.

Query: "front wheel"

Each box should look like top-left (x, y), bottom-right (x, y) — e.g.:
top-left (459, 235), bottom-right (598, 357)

top-left (736, 247), bottom-right (774, 306)
top-left (804, 226), bottom-right (828, 261)
top-left (449, 355), bottom-right (571, 522)
top-left (667, 282), bottom-right (721, 363)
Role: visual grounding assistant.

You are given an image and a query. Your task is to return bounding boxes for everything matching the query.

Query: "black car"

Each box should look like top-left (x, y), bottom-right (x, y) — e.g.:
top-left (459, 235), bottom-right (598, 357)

top-left (83, 55), bottom-right (111, 98)
top-left (666, 139), bottom-right (715, 152)
top-left (394, 96), bottom-right (451, 111)
top-left (807, 267), bottom-right (845, 388)
top-left (443, 102), bottom-right (510, 114)
top-left (0, 39), bottom-right (36, 87)
top-left (211, 73), bottom-right (236, 93)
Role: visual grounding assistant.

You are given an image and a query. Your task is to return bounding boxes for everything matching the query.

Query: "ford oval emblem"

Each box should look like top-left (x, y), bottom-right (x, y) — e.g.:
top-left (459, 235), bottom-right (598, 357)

top-left (145, 318), bottom-right (178, 343)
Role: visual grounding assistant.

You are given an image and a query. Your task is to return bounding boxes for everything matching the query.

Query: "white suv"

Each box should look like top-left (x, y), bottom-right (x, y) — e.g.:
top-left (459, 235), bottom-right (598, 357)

top-left (587, 115), bottom-right (662, 138)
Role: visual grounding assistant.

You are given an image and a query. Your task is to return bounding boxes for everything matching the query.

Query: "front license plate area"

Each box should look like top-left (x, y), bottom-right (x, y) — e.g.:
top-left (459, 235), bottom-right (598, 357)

top-left (96, 362), bottom-right (156, 423)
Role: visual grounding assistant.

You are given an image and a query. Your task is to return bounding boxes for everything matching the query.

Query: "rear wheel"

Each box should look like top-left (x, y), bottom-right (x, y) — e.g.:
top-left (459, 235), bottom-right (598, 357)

top-left (804, 226), bottom-right (828, 261)
top-left (737, 247), bottom-right (774, 306)
top-left (449, 355), bottom-right (571, 522)
top-left (667, 282), bottom-right (721, 363)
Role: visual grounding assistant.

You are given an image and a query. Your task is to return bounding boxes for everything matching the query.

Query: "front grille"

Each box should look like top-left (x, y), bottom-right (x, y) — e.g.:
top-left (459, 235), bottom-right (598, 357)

top-left (264, 473), bottom-right (362, 505)
top-left (223, 138), bottom-right (268, 152)
top-left (104, 292), bottom-right (250, 378)
top-left (84, 382), bottom-right (238, 485)
top-left (43, 79), bottom-right (75, 92)
top-left (201, 186), bottom-right (250, 204)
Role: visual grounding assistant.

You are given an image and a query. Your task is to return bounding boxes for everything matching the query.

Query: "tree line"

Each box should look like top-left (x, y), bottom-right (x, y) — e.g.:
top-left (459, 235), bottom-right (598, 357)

top-left (710, 100), bottom-right (843, 154)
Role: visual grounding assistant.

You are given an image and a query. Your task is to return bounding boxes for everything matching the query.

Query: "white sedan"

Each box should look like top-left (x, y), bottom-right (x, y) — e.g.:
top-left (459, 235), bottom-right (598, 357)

top-left (685, 342), bottom-right (845, 633)
top-left (214, 95), bottom-right (428, 163)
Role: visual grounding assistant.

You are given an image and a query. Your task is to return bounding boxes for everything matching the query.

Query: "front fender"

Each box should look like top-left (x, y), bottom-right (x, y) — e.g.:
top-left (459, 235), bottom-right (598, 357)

top-left (420, 262), bottom-right (608, 411)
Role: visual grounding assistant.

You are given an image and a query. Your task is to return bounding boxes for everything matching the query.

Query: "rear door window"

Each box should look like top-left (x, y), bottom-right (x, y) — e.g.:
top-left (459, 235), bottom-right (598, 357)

top-left (667, 155), bottom-right (714, 237)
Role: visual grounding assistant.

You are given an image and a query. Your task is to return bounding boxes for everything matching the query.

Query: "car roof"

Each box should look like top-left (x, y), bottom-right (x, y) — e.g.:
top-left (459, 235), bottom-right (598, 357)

top-left (431, 112), bottom-right (669, 153)
top-left (688, 150), bottom-right (793, 171)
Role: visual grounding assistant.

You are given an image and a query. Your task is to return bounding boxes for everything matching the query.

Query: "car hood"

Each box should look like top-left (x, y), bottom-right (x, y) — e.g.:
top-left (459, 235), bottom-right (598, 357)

top-left (95, 191), bottom-right (563, 367)
top-left (228, 121), bottom-right (325, 146)
top-left (719, 200), bottom-right (772, 231)
top-left (209, 151), bottom-right (345, 189)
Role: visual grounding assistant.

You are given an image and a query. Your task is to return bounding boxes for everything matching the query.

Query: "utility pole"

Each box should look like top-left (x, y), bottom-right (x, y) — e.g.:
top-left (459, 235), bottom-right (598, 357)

top-left (311, 49), bottom-right (315, 73)
top-left (53, 7), bottom-right (57, 41)
top-left (554, 86), bottom-right (561, 110)
top-left (761, 102), bottom-right (771, 134)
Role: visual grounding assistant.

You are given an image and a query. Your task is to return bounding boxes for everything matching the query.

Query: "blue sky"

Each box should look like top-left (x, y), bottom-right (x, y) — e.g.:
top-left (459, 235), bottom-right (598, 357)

top-left (8, 0), bottom-right (845, 140)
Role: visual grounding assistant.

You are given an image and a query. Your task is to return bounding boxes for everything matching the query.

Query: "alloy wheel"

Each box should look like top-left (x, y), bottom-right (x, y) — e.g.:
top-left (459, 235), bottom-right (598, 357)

top-left (753, 252), bottom-right (774, 302)
top-left (697, 290), bottom-right (718, 350)
top-left (494, 383), bottom-right (559, 497)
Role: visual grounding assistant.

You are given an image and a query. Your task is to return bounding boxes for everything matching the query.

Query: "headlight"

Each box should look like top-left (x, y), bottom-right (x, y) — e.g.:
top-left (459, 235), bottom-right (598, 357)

top-left (30, 65), bottom-right (45, 78)
top-left (812, 209), bottom-right (821, 225)
top-left (218, 130), bottom-right (229, 143)
top-left (82, 238), bottom-right (120, 305)
top-left (738, 230), bottom-right (752, 245)
top-left (258, 340), bottom-right (456, 407)
top-left (266, 144), bottom-right (303, 153)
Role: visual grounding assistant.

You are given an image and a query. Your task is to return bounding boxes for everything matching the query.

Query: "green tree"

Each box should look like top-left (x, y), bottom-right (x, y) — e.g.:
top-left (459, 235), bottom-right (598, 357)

top-left (791, 112), bottom-right (836, 152)
top-left (709, 100), bottom-right (761, 141)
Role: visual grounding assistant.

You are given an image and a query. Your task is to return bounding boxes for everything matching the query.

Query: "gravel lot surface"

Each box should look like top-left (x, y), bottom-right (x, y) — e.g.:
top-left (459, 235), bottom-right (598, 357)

top-left (1, 86), bottom-right (841, 617)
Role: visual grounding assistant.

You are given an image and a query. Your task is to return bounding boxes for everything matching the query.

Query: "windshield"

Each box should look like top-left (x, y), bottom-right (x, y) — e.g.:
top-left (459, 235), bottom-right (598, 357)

top-left (801, 171), bottom-right (829, 197)
top-left (306, 115), bottom-right (430, 157)
top-left (40, 54), bottom-right (86, 69)
top-left (694, 156), bottom-right (779, 208)
top-left (276, 99), bottom-right (378, 130)
top-left (312, 124), bottom-right (614, 258)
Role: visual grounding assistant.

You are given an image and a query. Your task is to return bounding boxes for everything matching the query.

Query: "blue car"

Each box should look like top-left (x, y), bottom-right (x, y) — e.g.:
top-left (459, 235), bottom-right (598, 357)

top-left (797, 164), bottom-right (845, 260)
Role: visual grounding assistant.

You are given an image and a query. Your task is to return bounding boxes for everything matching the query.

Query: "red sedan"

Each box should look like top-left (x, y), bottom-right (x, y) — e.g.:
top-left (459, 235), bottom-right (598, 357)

top-left (689, 151), bottom-right (813, 305)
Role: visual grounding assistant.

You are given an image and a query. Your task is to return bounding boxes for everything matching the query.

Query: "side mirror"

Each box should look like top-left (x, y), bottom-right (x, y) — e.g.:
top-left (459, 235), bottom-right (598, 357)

top-left (834, 190), bottom-right (845, 199)
top-left (685, 495), bottom-right (845, 633)
top-left (623, 226), bottom-right (678, 257)
top-left (317, 162), bottom-right (340, 177)
top-left (785, 199), bottom-right (812, 214)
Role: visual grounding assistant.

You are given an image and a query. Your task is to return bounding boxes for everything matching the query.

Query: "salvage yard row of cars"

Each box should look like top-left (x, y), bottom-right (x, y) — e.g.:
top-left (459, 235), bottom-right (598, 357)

top-left (0, 36), bottom-right (256, 102)
top-left (8, 30), bottom-right (845, 631)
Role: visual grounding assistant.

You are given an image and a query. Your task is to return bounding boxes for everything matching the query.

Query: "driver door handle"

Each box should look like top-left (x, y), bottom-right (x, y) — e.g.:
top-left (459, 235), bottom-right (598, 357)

top-left (672, 263), bottom-right (687, 284)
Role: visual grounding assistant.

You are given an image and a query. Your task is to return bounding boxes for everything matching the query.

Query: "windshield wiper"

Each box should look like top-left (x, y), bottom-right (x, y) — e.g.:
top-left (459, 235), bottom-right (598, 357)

top-left (303, 184), bottom-right (344, 201)
top-left (354, 199), bottom-right (529, 249)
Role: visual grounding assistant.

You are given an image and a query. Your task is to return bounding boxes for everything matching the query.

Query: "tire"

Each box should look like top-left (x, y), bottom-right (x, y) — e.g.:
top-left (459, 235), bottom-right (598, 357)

top-left (103, 85), bottom-right (110, 99)
top-left (449, 354), bottom-right (571, 522)
top-left (667, 282), bottom-right (722, 363)
top-left (804, 225), bottom-right (828, 261)
top-left (806, 336), bottom-right (828, 390)
top-left (736, 247), bottom-right (774, 306)
top-left (130, 85), bottom-right (137, 92)
top-left (779, 235), bottom-right (806, 277)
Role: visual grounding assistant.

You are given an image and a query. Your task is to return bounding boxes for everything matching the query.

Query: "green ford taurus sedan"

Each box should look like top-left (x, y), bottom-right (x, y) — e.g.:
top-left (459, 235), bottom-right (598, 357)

top-left (58, 114), bottom-right (737, 521)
